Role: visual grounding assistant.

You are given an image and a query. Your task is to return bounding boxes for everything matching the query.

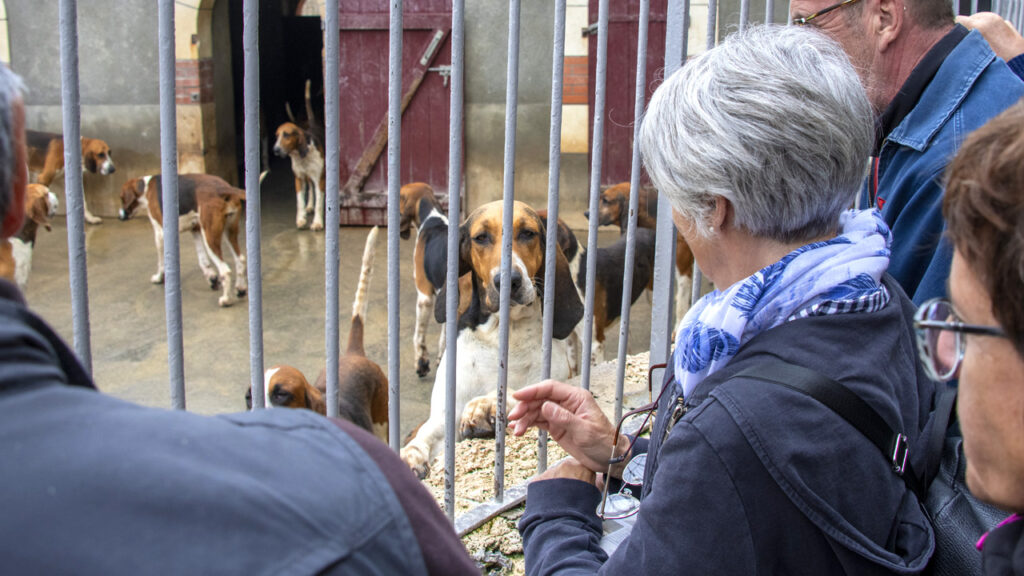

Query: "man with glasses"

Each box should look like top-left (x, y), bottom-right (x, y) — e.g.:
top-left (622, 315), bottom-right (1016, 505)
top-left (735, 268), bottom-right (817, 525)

top-left (789, 0), bottom-right (1024, 305)
top-left (917, 100), bottom-right (1024, 574)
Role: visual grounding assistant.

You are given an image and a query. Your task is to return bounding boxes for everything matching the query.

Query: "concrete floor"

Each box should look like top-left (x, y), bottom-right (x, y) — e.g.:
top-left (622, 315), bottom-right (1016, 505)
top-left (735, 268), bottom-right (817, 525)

top-left (23, 169), bottom-right (652, 439)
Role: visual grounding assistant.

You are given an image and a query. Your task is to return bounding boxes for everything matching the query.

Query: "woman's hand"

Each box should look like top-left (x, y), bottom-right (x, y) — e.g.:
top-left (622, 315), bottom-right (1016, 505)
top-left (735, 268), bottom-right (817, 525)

top-left (509, 379), bottom-right (629, 473)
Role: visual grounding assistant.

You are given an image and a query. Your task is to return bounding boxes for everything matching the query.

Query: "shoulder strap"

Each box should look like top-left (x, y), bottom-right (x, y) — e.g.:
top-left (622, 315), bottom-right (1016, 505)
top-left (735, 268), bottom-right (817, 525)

top-left (732, 360), bottom-right (923, 496)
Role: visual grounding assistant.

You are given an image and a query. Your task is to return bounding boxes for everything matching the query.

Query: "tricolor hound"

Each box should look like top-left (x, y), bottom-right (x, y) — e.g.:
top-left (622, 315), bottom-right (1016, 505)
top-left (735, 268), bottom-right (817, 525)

top-left (0, 184), bottom-right (58, 291)
top-left (587, 181), bottom-right (696, 326)
top-left (398, 182), bottom-right (450, 377)
top-left (118, 174), bottom-right (247, 307)
top-left (400, 201), bottom-right (584, 478)
top-left (542, 211), bottom-right (657, 368)
top-left (249, 227), bottom-right (389, 442)
top-left (273, 121), bottom-right (325, 231)
top-left (26, 129), bottom-right (115, 225)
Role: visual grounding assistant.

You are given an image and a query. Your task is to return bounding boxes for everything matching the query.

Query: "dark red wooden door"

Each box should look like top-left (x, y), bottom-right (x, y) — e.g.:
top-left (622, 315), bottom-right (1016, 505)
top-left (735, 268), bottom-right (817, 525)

top-left (336, 1), bottom-right (455, 225)
top-left (587, 0), bottom-right (667, 188)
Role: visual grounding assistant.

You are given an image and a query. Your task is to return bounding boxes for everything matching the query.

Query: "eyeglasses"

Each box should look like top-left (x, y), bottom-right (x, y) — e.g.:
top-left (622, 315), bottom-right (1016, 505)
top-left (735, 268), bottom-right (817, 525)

top-left (597, 363), bottom-right (670, 520)
top-left (792, 0), bottom-right (862, 26)
top-left (913, 298), bottom-right (1006, 382)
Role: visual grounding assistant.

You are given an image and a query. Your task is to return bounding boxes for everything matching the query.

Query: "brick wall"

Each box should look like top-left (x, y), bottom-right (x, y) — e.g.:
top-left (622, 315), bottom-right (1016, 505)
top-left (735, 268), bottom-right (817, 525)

top-left (175, 59), bottom-right (215, 105)
top-left (563, 55), bottom-right (588, 105)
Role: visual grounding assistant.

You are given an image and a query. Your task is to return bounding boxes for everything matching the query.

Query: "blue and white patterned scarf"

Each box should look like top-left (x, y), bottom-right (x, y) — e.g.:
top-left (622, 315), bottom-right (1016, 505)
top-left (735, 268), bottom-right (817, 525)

top-left (673, 209), bottom-right (893, 398)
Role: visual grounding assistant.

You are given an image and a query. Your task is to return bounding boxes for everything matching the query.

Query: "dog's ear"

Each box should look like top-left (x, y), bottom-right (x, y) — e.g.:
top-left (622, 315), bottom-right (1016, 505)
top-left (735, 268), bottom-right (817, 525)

top-left (84, 152), bottom-right (97, 174)
top-left (299, 131), bottom-right (311, 158)
top-left (549, 245), bottom-right (584, 340)
top-left (457, 218), bottom-right (473, 277)
top-left (27, 195), bottom-right (52, 231)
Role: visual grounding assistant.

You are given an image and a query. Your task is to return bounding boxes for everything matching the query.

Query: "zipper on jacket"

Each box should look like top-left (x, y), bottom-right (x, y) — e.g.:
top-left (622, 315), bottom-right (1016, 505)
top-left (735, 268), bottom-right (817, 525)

top-left (662, 396), bottom-right (688, 444)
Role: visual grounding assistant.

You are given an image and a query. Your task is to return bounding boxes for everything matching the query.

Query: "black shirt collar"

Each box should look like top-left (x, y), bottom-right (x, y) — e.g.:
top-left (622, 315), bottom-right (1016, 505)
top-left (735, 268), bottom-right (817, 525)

top-left (874, 24), bottom-right (969, 154)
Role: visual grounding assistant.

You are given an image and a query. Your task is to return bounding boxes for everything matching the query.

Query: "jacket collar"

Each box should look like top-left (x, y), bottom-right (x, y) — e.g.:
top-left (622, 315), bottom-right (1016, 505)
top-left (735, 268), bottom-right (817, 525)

top-left (885, 29), bottom-right (996, 152)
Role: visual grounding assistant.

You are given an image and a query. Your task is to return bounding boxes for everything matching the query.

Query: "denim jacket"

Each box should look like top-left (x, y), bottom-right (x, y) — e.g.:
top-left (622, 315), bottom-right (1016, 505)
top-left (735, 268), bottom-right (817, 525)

top-left (862, 30), bottom-right (1024, 305)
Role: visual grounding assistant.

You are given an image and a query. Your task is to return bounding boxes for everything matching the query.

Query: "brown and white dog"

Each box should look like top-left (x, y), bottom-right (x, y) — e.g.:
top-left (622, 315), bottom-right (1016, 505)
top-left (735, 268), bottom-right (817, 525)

top-left (273, 121), bottom-right (325, 231)
top-left (26, 130), bottom-right (115, 225)
top-left (586, 181), bottom-right (696, 325)
top-left (250, 227), bottom-right (389, 442)
top-left (398, 182), bottom-right (450, 377)
top-left (400, 201), bottom-right (584, 478)
top-left (118, 174), bottom-right (247, 307)
top-left (0, 184), bottom-right (59, 291)
top-left (542, 211), bottom-right (657, 368)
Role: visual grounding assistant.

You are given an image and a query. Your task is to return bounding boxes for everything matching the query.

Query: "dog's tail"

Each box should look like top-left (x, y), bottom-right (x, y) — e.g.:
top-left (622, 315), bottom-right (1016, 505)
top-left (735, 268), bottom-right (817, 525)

top-left (304, 79), bottom-right (316, 128)
top-left (347, 226), bottom-right (379, 356)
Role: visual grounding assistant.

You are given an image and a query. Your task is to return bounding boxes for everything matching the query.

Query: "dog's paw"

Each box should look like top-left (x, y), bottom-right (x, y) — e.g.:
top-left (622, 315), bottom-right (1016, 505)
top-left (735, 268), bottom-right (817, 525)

top-left (296, 217), bottom-right (308, 229)
top-left (218, 295), bottom-right (234, 307)
top-left (85, 214), bottom-right (103, 225)
top-left (236, 288), bottom-right (247, 298)
top-left (401, 446), bottom-right (430, 480)
top-left (310, 220), bottom-right (324, 232)
top-left (416, 357), bottom-right (430, 378)
top-left (151, 272), bottom-right (165, 284)
top-left (207, 275), bottom-right (221, 290)
top-left (460, 396), bottom-right (498, 440)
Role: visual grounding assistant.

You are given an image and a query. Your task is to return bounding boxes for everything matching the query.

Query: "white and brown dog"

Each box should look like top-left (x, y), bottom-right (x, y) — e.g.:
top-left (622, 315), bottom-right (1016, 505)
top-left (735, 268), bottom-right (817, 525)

top-left (0, 183), bottom-right (58, 291)
top-left (251, 227), bottom-right (389, 442)
top-left (587, 181), bottom-right (696, 325)
top-left (118, 173), bottom-right (247, 307)
top-left (400, 201), bottom-right (584, 478)
top-left (398, 182), bottom-right (451, 377)
top-left (273, 122), bottom-right (325, 231)
top-left (26, 129), bottom-right (115, 225)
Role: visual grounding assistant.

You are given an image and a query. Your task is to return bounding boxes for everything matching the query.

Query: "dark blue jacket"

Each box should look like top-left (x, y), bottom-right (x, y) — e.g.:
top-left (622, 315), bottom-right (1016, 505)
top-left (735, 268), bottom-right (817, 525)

top-left (0, 279), bottom-right (476, 575)
top-left (520, 276), bottom-right (939, 575)
top-left (861, 30), bottom-right (1024, 305)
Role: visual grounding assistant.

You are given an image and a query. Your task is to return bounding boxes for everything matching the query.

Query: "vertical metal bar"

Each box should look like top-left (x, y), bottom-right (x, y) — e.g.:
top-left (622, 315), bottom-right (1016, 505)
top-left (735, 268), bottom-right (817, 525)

top-left (324, 1), bottom-right (342, 419)
top-left (649, 0), bottom-right (685, 373)
top-left (539, 0), bottom-right (568, 474)
top-left (971, 0), bottom-right (979, 14)
top-left (58, 0), bottom-right (91, 373)
top-left (158, 0), bottom-right (185, 409)
top-left (766, 0), bottom-right (776, 24)
top-left (243, 0), bottom-right (265, 410)
top-left (445, 0), bottom-right (466, 524)
top-left (386, 0), bottom-right (403, 442)
top-left (494, 0), bottom-right (522, 504)
top-left (581, 0), bottom-right (610, 392)
top-left (615, 0), bottom-right (650, 424)
top-left (706, 0), bottom-right (718, 50)
top-left (739, 0), bottom-right (751, 30)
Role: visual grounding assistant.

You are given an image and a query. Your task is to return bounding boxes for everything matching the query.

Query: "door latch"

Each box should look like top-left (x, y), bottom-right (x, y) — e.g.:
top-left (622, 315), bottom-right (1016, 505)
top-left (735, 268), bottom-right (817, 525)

top-left (428, 65), bottom-right (452, 87)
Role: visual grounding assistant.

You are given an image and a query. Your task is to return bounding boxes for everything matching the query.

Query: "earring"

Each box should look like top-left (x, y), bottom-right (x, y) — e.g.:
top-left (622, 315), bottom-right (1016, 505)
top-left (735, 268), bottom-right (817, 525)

top-left (709, 226), bottom-right (715, 234)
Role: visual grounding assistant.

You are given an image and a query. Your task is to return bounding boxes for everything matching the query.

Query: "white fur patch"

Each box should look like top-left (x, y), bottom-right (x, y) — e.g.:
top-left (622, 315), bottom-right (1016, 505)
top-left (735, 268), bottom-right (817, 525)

top-left (262, 367), bottom-right (280, 410)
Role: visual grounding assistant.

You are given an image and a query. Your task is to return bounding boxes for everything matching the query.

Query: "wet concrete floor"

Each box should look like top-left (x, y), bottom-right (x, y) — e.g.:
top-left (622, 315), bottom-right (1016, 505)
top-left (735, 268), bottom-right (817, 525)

top-left (23, 170), bottom-right (652, 439)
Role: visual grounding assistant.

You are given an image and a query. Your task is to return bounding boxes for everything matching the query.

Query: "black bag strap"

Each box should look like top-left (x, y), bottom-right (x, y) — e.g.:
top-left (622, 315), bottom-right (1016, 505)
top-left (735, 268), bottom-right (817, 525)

top-left (732, 359), bottom-right (923, 496)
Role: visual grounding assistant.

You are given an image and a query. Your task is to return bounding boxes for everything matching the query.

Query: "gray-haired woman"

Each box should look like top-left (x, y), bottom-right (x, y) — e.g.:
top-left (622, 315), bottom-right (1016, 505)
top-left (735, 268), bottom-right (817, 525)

top-left (510, 25), bottom-right (937, 575)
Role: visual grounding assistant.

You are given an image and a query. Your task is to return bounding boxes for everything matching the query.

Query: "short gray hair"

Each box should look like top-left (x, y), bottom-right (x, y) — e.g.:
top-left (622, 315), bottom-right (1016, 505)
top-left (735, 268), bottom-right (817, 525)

top-left (640, 25), bottom-right (873, 243)
top-left (0, 65), bottom-right (24, 224)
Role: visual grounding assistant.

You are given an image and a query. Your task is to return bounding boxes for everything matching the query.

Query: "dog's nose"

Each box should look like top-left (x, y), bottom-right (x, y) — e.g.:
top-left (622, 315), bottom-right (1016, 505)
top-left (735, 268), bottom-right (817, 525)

top-left (583, 210), bottom-right (590, 220)
top-left (273, 145), bottom-right (284, 157)
top-left (107, 165), bottom-right (116, 174)
top-left (118, 209), bottom-right (128, 221)
top-left (494, 270), bottom-right (524, 295)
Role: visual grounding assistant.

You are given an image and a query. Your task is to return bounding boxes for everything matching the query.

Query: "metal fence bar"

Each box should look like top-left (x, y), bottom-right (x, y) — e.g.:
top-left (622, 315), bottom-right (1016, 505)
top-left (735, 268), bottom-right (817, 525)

top-left (766, 0), bottom-right (776, 24)
top-left (494, 0), bottom-right (522, 504)
top-left (581, 0), bottom-right (610, 391)
top-left (739, 0), bottom-right (751, 30)
top-left (58, 0), bottom-right (92, 374)
top-left (539, 0), bottom-right (568, 474)
top-left (614, 0), bottom-right (651, 424)
top-left (324, 0), bottom-right (342, 420)
top-left (244, 0), bottom-right (265, 410)
top-left (386, 0), bottom-right (403, 443)
top-left (649, 0), bottom-right (685, 371)
top-left (444, 0), bottom-right (466, 523)
top-left (158, 0), bottom-right (185, 409)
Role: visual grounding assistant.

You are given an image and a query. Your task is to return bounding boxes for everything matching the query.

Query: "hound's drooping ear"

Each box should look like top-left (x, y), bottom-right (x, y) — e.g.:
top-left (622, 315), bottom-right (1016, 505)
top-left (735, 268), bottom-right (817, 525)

top-left (550, 246), bottom-right (584, 340)
top-left (298, 131), bottom-right (311, 159)
top-left (84, 152), bottom-right (97, 174)
top-left (433, 225), bottom-right (473, 324)
top-left (27, 195), bottom-right (52, 231)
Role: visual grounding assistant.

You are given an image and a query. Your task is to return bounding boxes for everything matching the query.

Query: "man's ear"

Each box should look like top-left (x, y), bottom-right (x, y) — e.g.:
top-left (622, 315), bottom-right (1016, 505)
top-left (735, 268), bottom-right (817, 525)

top-left (875, 0), bottom-right (904, 51)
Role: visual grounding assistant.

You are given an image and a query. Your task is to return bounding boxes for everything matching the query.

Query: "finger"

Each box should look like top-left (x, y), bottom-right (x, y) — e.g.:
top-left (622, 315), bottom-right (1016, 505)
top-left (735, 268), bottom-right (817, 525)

top-left (512, 379), bottom-right (581, 405)
top-left (540, 400), bottom-right (576, 438)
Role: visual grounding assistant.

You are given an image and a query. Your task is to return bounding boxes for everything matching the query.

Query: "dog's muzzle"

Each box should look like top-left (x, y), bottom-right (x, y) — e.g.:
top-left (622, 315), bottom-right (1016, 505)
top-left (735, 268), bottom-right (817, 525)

top-left (273, 144), bottom-right (286, 157)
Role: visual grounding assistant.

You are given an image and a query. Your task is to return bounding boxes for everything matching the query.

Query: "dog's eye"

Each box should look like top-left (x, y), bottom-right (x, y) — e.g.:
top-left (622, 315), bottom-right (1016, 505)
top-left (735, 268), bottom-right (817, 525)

top-left (97, 152), bottom-right (106, 159)
top-left (271, 389), bottom-right (292, 403)
top-left (517, 229), bottom-right (537, 242)
top-left (600, 196), bottom-right (610, 205)
top-left (473, 232), bottom-right (492, 245)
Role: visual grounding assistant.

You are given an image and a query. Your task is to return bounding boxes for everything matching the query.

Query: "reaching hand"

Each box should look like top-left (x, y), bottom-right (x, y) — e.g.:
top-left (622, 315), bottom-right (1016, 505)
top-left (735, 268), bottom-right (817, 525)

top-left (509, 379), bottom-right (628, 473)
top-left (957, 12), bottom-right (1024, 62)
top-left (531, 457), bottom-right (597, 485)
